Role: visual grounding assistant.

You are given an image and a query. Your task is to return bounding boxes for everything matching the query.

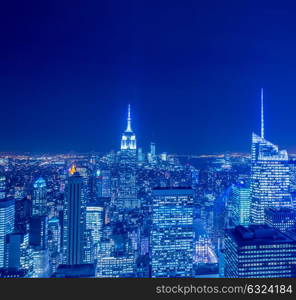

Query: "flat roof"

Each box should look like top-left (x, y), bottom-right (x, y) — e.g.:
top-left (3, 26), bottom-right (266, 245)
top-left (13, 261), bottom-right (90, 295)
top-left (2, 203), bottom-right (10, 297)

top-left (227, 225), bottom-right (296, 246)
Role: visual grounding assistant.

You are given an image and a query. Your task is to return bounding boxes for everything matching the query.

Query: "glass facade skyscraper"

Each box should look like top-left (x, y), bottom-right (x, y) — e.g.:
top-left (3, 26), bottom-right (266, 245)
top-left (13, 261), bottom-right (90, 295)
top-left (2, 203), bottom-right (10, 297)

top-left (151, 187), bottom-right (194, 278)
top-left (251, 134), bottom-right (292, 224)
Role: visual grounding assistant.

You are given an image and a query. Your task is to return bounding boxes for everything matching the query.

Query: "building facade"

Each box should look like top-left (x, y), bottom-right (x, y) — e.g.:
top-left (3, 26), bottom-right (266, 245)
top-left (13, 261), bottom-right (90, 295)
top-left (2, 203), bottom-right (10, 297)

top-left (151, 187), bottom-right (194, 277)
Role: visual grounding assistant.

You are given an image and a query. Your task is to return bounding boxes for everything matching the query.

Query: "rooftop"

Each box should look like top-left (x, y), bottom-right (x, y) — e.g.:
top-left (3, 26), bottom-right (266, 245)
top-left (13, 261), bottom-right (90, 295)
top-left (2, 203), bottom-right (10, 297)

top-left (227, 225), bottom-right (296, 246)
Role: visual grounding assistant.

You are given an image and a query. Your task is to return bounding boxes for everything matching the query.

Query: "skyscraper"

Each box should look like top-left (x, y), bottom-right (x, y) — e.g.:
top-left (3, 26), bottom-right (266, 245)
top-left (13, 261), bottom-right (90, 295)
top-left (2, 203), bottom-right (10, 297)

top-left (29, 215), bottom-right (48, 250)
top-left (251, 89), bottom-right (292, 224)
top-left (120, 104), bottom-right (137, 151)
top-left (64, 171), bottom-right (84, 265)
top-left (0, 198), bottom-right (15, 268)
top-left (225, 225), bottom-right (296, 278)
top-left (95, 169), bottom-right (111, 198)
top-left (32, 177), bottom-right (47, 217)
top-left (151, 187), bottom-right (194, 278)
top-left (5, 232), bottom-right (33, 276)
top-left (228, 181), bottom-right (251, 227)
top-left (86, 204), bottom-right (104, 245)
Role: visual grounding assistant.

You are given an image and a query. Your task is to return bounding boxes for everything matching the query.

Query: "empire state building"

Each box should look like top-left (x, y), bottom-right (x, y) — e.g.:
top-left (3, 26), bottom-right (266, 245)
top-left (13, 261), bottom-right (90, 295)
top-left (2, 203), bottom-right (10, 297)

top-left (121, 104), bottom-right (137, 151)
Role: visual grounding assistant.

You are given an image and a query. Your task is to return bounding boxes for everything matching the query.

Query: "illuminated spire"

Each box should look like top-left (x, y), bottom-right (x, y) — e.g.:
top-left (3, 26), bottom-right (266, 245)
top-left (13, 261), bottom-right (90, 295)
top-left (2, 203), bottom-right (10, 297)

top-left (69, 164), bottom-right (76, 175)
top-left (261, 88), bottom-right (264, 139)
top-left (126, 104), bottom-right (132, 132)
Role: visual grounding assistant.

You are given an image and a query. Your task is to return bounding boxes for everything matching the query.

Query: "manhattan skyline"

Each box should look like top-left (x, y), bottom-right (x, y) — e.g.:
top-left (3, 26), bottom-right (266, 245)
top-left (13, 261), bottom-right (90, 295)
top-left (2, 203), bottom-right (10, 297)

top-left (1, 1), bottom-right (296, 154)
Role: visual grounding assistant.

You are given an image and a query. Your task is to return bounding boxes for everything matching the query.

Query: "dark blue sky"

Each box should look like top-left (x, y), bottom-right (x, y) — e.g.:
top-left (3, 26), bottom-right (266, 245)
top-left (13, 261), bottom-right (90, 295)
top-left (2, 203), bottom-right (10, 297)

top-left (1, 0), bottom-right (296, 154)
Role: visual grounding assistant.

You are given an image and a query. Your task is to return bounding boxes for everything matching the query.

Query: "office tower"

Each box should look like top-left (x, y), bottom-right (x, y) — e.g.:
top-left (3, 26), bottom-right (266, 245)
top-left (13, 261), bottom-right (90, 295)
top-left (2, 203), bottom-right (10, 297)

top-left (48, 218), bottom-right (61, 253)
top-left (224, 225), bottom-right (296, 278)
top-left (32, 177), bottom-right (47, 216)
top-left (52, 263), bottom-right (96, 278)
top-left (15, 197), bottom-right (31, 233)
top-left (251, 89), bottom-right (292, 224)
top-left (0, 176), bottom-right (6, 200)
top-left (95, 169), bottom-right (111, 198)
top-left (48, 217), bottom-right (61, 274)
top-left (29, 215), bottom-right (48, 250)
top-left (32, 249), bottom-right (50, 278)
top-left (0, 198), bottom-right (15, 268)
top-left (151, 187), bottom-right (194, 278)
top-left (229, 181), bottom-right (251, 227)
top-left (64, 171), bottom-right (84, 265)
top-left (97, 256), bottom-right (135, 278)
top-left (5, 232), bottom-right (33, 276)
top-left (265, 207), bottom-right (296, 233)
top-left (121, 104), bottom-right (137, 151)
top-left (86, 204), bottom-right (104, 245)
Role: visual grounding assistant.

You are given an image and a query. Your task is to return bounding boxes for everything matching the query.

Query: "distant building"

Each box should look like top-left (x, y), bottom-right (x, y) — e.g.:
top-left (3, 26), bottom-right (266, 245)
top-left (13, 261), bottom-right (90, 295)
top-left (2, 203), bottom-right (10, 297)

top-left (117, 168), bottom-right (139, 210)
top-left (96, 169), bottom-right (111, 198)
top-left (151, 187), bottom-right (194, 277)
top-left (225, 225), bottom-right (296, 278)
top-left (32, 177), bottom-right (47, 216)
top-left (137, 148), bottom-right (144, 162)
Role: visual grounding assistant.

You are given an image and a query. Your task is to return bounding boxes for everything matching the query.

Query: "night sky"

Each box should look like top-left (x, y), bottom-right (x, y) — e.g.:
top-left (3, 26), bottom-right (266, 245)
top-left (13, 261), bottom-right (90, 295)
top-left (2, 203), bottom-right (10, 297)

top-left (1, 1), bottom-right (296, 154)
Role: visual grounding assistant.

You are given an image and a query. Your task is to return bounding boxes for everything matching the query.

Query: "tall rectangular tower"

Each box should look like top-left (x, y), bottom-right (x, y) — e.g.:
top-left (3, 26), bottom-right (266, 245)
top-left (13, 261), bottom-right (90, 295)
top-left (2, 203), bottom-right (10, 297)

top-left (64, 171), bottom-right (84, 265)
top-left (151, 187), bottom-right (194, 278)
top-left (250, 90), bottom-right (292, 224)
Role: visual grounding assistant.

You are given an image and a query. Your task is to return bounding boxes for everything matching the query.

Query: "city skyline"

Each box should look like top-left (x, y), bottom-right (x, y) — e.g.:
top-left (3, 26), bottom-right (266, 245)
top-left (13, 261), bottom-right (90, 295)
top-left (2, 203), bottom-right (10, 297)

top-left (2, 2), bottom-right (296, 154)
top-left (0, 88), bottom-right (294, 157)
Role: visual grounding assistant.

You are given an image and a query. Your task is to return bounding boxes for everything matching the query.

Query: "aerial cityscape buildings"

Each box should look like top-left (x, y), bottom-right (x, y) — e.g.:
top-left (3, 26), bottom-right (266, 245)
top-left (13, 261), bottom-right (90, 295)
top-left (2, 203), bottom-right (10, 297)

top-left (0, 96), bottom-right (296, 278)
